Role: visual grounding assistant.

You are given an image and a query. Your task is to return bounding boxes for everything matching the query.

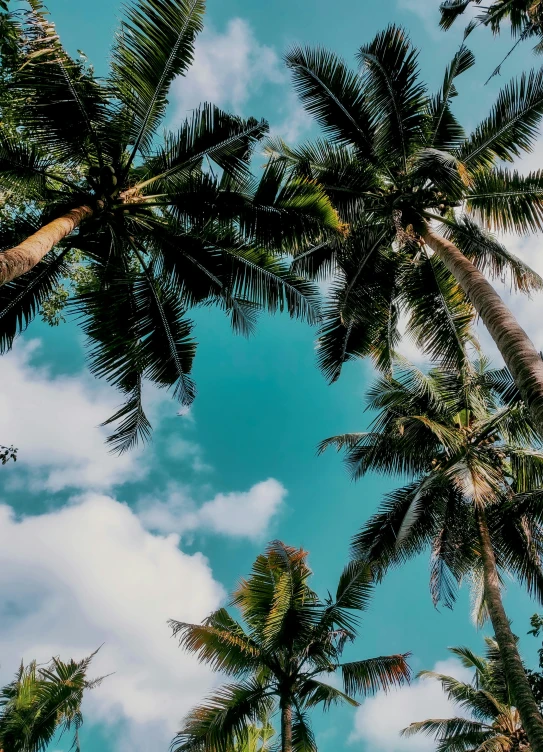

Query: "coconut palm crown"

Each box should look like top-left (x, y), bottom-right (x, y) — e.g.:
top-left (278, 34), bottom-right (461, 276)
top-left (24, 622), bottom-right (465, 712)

top-left (273, 26), bottom-right (543, 432)
top-left (0, 650), bottom-right (104, 752)
top-left (403, 639), bottom-right (530, 752)
top-left (321, 358), bottom-right (543, 751)
top-left (169, 540), bottom-right (411, 752)
top-left (0, 0), bottom-right (340, 451)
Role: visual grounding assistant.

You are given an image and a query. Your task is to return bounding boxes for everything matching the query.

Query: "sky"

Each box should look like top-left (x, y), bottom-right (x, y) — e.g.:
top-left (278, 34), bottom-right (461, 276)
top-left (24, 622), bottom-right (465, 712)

top-left (2, 1), bottom-right (543, 752)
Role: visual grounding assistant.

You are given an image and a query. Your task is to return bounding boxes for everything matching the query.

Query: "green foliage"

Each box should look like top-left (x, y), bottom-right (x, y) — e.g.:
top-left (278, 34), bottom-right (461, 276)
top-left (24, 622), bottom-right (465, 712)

top-left (281, 25), bottom-right (543, 382)
top-left (170, 540), bottom-right (411, 752)
top-left (0, 0), bottom-right (340, 452)
top-left (0, 650), bottom-right (104, 752)
top-left (321, 359), bottom-right (543, 615)
top-left (440, 1), bottom-right (543, 57)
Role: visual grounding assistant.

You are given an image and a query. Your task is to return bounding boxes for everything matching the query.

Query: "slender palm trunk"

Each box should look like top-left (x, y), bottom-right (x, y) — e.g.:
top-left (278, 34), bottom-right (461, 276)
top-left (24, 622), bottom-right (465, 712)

top-left (476, 507), bottom-right (543, 752)
top-left (0, 205), bottom-right (93, 285)
top-left (422, 225), bottom-right (543, 435)
top-left (280, 701), bottom-right (292, 752)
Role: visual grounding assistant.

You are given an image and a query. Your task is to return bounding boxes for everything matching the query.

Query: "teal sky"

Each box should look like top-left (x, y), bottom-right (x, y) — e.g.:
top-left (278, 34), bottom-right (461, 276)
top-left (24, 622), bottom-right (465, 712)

top-left (1, 2), bottom-right (543, 752)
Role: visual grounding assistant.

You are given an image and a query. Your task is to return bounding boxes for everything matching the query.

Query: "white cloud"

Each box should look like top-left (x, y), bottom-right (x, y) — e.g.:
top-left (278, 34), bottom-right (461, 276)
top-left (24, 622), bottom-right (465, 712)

top-left (170, 18), bottom-right (312, 145)
top-left (171, 18), bottom-right (284, 118)
top-left (350, 658), bottom-right (472, 752)
top-left (0, 494), bottom-right (225, 751)
top-left (166, 437), bottom-right (212, 473)
top-left (138, 478), bottom-right (286, 541)
top-left (0, 341), bottom-right (149, 492)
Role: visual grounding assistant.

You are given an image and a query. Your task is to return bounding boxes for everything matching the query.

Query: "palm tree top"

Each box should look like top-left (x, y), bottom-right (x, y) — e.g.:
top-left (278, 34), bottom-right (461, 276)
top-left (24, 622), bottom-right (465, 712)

top-left (322, 358), bottom-right (543, 615)
top-left (170, 540), bottom-right (411, 752)
top-left (0, 0), bottom-right (341, 452)
top-left (0, 649), bottom-right (104, 752)
top-left (403, 638), bottom-right (529, 752)
top-left (268, 25), bottom-right (543, 382)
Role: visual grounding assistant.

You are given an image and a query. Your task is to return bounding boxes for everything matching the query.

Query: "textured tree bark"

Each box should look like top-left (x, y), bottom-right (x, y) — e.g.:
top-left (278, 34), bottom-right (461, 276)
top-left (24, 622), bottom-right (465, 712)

top-left (423, 225), bottom-right (543, 436)
top-left (281, 702), bottom-right (293, 752)
top-left (0, 205), bottom-right (93, 285)
top-left (476, 508), bottom-right (543, 752)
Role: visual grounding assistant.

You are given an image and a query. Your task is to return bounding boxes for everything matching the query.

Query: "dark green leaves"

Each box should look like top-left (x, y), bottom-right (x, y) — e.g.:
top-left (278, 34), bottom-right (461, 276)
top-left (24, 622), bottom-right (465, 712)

top-left (460, 68), bottom-right (543, 168)
top-left (111, 0), bottom-right (205, 158)
top-left (357, 25), bottom-right (427, 168)
top-left (0, 650), bottom-right (103, 752)
top-left (467, 167), bottom-right (543, 234)
top-left (285, 46), bottom-right (375, 155)
top-left (342, 655), bottom-right (411, 696)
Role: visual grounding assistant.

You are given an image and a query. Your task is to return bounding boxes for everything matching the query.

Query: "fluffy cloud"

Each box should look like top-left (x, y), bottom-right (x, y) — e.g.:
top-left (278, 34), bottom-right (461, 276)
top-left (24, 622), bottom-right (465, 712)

top-left (138, 478), bottom-right (287, 540)
top-left (170, 18), bottom-right (310, 143)
top-left (0, 494), bottom-right (225, 751)
top-left (171, 18), bottom-right (284, 118)
top-left (0, 340), bottom-right (149, 492)
top-left (350, 659), bottom-right (472, 752)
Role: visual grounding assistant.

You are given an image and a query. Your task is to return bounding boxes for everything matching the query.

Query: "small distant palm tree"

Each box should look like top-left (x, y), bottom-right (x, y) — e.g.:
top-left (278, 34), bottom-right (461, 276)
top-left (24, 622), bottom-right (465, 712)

top-left (0, 0), bottom-right (339, 451)
top-left (0, 650), bottom-right (104, 752)
top-left (403, 638), bottom-right (529, 752)
top-left (169, 540), bottom-right (411, 752)
top-left (275, 25), bottom-right (543, 433)
top-left (321, 359), bottom-right (543, 752)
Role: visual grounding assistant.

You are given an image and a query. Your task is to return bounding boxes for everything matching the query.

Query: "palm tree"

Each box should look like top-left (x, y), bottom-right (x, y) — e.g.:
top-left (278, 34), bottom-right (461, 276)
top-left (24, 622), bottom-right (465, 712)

top-left (274, 26), bottom-right (543, 433)
top-left (169, 540), bottom-right (411, 752)
top-left (0, 0), bottom-right (340, 451)
top-left (403, 639), bottom-right (530, 752)
top-left (320, 359), bottom-right (543, 751)
top-left (0, 650), bottom-right (104, 752)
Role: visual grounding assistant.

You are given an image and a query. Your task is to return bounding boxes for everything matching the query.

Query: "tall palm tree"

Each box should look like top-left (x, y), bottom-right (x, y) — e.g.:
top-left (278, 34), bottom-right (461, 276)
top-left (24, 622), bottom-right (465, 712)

top-left (274, 26), bottom-right (543, 433)
top-left (169, 540), bottom-right (411, 752)
top-left (0, 650), bottom-right (104, 752)
top-left (320, 359), bottom-right (543, 751)
top-left (0, 0), bottom-right (340, 451)
top-left (403, 639), bottom-right (530, 752)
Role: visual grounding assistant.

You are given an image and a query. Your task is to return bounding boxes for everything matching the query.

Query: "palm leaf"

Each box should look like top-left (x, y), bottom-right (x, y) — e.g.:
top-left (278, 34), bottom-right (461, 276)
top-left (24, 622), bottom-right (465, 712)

top-left (341, 654), bottom-right (411, 696)
top-left (285, 46), bottom-right (375, 155)
top-left (467, 167), bottom-right (543, 234)
top-left (111, 0), bottom-right (205, 159)
top-left (459, 68), bottom-right (543, 169)
top-left (356, 25), bottom-right (427, 169)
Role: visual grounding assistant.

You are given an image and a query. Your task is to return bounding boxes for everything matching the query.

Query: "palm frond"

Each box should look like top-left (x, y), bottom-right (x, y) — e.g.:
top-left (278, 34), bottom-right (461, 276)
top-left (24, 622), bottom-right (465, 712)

top-left (467, 167), bottom-right (543, 234)
top-left (356, 25), bottom-right (427, 169)
top-left (111, 0), bottom-right (205, 159)
top-left (291, 709), bottom-right (317, 752)
top-left (459, 68), bottom-right (543, 169)
top-left (341, 654), bottom-right (411, 696)
top-left (140, 105), bottom-right (268, 192)
top-left (285, 46), bottom-right (375, 155)
top-left (427, 45), bottom-right (474, 149)
top-left (0, 245), bottom-right (70, 354)
top-left (172, 680), bottom-right (272, 752)
top-left (168, 610), bottom-right (261, 677)
top-left (13, 2), bottom-right (106, 164)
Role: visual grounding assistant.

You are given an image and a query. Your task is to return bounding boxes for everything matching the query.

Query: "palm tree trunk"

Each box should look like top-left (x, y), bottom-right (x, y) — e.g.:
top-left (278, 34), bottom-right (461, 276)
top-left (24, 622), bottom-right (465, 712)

top-left (476, 507), bottom-right (543, 752)
top-left (280, 702), bottom-right (292, 752)
top-left (0, 205), bottom-right (93, 285)
top-left (422, 225), bottom-right (543, 436)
